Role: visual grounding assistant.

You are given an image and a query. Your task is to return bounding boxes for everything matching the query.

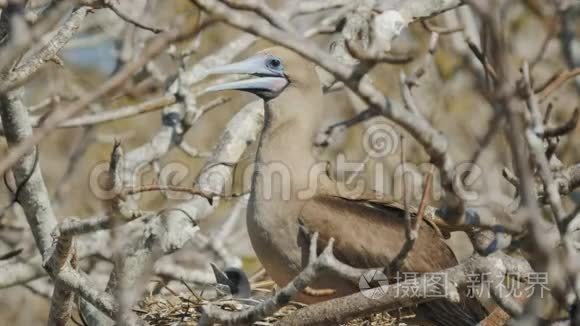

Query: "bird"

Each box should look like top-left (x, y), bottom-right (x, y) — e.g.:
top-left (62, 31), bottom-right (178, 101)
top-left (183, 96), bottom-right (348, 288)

top-left (205, 46), bottom-right (487, 325)
top-left (210, 263), bottom-right (251, 298)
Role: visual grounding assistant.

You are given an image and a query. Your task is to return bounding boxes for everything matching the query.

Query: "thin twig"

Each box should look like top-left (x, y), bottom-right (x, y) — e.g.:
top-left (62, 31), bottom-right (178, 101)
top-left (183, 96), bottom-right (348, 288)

top-left (420, 19), bottom-right (463, 35)
top-left (536, 67), bottom-right (580, 101)
top-left (106, 1), bottom-right (164, 34)
top-left (386, 166), bottom-right (433, 274)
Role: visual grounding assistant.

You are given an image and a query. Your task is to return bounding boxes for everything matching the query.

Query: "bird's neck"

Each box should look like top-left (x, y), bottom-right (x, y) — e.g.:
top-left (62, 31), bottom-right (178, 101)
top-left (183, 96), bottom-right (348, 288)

top-left (253, 94), bottom-right (325, 201)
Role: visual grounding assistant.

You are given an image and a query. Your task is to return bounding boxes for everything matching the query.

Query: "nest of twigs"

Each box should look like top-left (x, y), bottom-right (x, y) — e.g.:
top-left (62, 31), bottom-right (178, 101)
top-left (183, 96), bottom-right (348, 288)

top-left (134, 290), bottom-right (404, 325)
top-left (133, 268), bottom-right (409, 326)
top-left (135, 294), bottom-right (301, 325)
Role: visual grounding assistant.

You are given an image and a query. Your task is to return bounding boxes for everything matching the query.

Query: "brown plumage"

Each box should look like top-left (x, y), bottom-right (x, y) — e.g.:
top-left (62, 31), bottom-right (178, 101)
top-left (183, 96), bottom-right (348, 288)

top-left (206, 47), bottom-right (486, 325)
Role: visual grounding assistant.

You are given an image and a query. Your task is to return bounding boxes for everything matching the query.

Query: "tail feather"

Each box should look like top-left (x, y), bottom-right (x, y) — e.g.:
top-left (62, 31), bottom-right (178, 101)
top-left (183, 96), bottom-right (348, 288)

top-left (415, 291), bottom-right (487, 326)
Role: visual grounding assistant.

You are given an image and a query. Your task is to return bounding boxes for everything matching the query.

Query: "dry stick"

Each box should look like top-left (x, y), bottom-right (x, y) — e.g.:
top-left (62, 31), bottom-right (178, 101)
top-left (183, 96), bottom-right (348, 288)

top-left (316, 108), bottom-right (379, 146)
top-left (345, 40), bottom-right (414, 64)
top-left (344, 154), bottom-right (370, 186)
top-left (522, 62), bottom-right (568, 229)
top-left (178, 142), bottom-right (211, 158)
top-left (0, 0), bottom-right (72, 77)
top-left (47, 236), bottom-right (77, 326)
top-left (20, 77), bottom-right (236, 132)
top-left (536, 67), bottom-right (580, 102)
top-left (28, 95), bottom-right (59, 113)
top-left (108, 147), bottom-right (143, 326)
top-left (248, 268), bottom-right (266, 284)
top-left (295, 0), bottom-right (350, 15)
top-left (405, 32), bottom-right (439, 88)
top-left (502, 167), bottom-right (520, 189)
top-left (122, 184), bottom-right (216, 202)
top-left (541, 107), bottom-right (579, 138)
top-left (465, 38), bottom-right (499, 81)
top-left (95, 142), bottom-right (152, 325)
top-left (58, 94), bottom-right (176, 128)
top-left (57, 213), bottom-right (149, 238)
top-left (105, 1), bottom-right (164, 34)
top-left (0, 19), bottom-right (211, 177)
top-left (220, 0), bottom-right (296, 33)
top-left (544, 105), bottom-right (561, 160)
top-left (387, 167), bottom-right (433, 274)
top-left (0, 5), bottom-right (91, 92)
top-left (54, 266), bottom-right (116, 318)
top-left (0, 144), bottom-right (39, 220)
top-left (0, 95), bottom-right (56, 261)
top-left (420, 18), bottom-right (464, 35)
top-left (0, 247), bottom-right (23, 261)
top-left (57, 95), bottom-right (228, 128)
top-left (303, 3), bottom-right (355, 38)
top-left (154, 260), bottom-right (216, 285)
top-left (0, 93), bottom-right (93, 324)
top-left (275, 251), bottom-right (530, 326)
top-left (400, 72), bottom-right (428, 123)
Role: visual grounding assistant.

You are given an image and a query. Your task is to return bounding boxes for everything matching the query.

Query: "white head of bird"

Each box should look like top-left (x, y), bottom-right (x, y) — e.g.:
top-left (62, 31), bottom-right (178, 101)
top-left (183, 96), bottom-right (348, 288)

top-left (205, 46), bottom-right (324, 128)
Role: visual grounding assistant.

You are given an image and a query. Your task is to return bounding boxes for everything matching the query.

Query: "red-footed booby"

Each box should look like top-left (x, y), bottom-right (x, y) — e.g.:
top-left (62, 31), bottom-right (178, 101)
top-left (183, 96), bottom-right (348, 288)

top-left (205, 46), bottom-right (486, 325)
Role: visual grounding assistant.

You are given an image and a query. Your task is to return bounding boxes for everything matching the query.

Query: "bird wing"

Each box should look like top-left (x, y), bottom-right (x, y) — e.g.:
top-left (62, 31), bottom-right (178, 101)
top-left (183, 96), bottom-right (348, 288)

top-left (298, 190), bottom-right (458, 272)
top-left (298, 180), bottom-right (488, 325)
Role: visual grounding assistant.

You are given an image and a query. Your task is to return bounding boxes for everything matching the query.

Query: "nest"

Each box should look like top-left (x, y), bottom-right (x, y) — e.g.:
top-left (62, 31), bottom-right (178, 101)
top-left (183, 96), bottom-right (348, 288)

top-left (134, 290), bottom-right (407, 326)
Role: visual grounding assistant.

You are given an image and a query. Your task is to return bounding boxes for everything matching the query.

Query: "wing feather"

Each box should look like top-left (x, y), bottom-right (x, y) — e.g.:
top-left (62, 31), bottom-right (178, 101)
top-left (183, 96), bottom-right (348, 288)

top-left (298, 194), bottom-right (457, 272)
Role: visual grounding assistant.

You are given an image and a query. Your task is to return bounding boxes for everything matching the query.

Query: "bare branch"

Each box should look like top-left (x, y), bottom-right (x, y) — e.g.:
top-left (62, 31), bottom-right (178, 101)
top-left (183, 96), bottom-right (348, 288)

top-left (387, 168), bottom-right (433, 273)
top-left (277, 252), bottom-right (531, 325)
top-left (0, 18), bottom-right (211, 178)
top-left (105, 1), bottom-right (164, 34)
top-left (0, 6), bottom-right (91, 92)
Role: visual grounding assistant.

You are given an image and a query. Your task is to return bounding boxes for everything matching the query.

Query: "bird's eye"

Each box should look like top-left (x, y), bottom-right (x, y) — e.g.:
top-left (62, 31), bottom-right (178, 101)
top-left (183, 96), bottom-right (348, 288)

top-left (268, 57), bottom-right (282, 70)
